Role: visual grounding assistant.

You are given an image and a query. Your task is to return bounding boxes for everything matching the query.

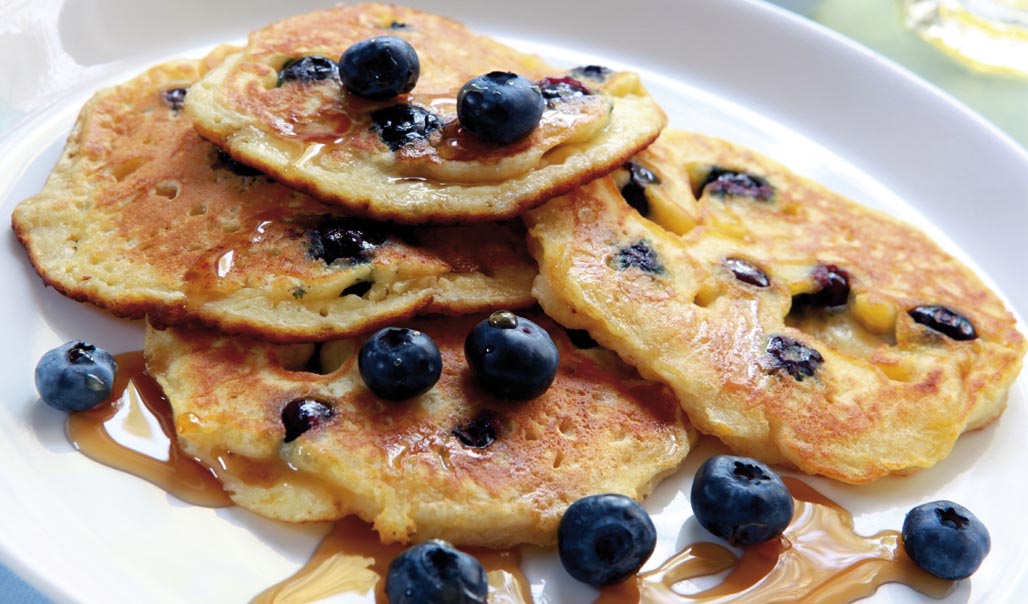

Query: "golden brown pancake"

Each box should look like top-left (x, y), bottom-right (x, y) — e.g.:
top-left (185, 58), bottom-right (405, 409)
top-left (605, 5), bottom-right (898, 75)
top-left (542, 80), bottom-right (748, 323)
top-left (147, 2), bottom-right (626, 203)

top-left (525, 129), bottom-right (1026, 484)
top-left (184, 3), bottom-right (666, 223)
top-left (144, 312), bottom-right (695, 548)
top-left (11, 49), bottom-right (535, 342)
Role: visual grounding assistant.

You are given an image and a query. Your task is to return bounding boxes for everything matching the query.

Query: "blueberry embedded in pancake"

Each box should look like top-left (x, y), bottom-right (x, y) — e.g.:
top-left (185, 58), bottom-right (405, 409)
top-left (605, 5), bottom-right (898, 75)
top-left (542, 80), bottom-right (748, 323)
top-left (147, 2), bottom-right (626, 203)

top-left (11, 49), bottom-right (536, 343)
top-left (144, 312), bottom-right (694, 548)
top-left (525, 130), bottom-right (1026, 483)
top-left (184, 3), bottom-right (667, 223)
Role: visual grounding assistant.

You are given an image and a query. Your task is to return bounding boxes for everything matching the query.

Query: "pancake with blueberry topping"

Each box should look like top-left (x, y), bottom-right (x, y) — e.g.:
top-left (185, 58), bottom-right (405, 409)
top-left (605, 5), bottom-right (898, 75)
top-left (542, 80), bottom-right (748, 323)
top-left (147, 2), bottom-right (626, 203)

top-left (11, 50), bottom-right (535, 342)
top-left (184, 3), bottom-right (666, 223)
top-left (143, 312), bottom-right (694, 547)
top-left (524, 129), bottom-right (1025, 484)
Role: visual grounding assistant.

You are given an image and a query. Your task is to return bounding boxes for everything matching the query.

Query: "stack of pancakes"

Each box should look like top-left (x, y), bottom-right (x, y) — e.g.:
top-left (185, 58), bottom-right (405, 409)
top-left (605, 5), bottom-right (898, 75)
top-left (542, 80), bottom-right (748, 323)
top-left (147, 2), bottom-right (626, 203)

top-left (11, 3), bottom-right (1025, 548)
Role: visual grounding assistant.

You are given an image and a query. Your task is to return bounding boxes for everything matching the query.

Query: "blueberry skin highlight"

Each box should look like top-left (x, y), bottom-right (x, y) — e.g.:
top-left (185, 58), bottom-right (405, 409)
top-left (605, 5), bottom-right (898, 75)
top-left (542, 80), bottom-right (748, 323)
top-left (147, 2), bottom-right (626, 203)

top-left (464, 311), bottom-right (559, 400)
top-left (359, 327), bottom-right (442, 401)
top-left (385, 540), bottom-right (487, 604)
top-left (35, 341), bottom-right (117, 412)
top-left (690, 455), bottom-right (794, 546)
top-left (902, 500), bottom-right (990, 580)
top-left (456, 72), bottom-right (545, 144)
top-left (558, 494), bottom-right (657, 586)
top-left (339, 36), bottom-right (420, 100)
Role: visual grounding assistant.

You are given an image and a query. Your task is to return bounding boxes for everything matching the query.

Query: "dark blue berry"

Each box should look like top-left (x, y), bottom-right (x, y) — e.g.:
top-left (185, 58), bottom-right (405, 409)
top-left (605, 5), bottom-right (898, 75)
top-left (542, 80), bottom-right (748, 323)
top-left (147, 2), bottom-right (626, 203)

top-left (457, 72), bottom-right (544, 145)
top-left (793, 264), bottom-right (850, 308)
top-left (614, 240), bottom-right (664, 275)
top-left (308, 217), bottom-right (389, 264)
top-left (570, 65), bottom-right (614, 82)
top-left (35, 341), bottom-right (118, 412)
top-left (558, 494), bottom-right (656, 586)
top-left (464, 311), bottom-right (559, 401)
top-left (725, 257), bottom-right (770, 287)
top-left (909, 305), bottom-right (977, 341)
top-left (902, 500), bottom-right (990, 580)
top-left (162, 88), bottom-right (187, 111)
top-left (620, 162), bottom-right (660, 216)
top-left (538, 76), bottom-right (592, 108)
top-left (339, 36), bottom-right (420, 100)
top-left (371, 104), bottom-right (442, 151)
top-left (386, 540), bottom-right (487, 604)
top-left (690, 455), bottom-right (794, 546)
top-left (765, 335), bottom-right (823, 381)
top-left (279, 56), bottom-right (338, 85)
top-left (452, 411), bottom-right (499, 449)
top-left (281, 398), bottom-right (335, 443)
top-left (359, 327), bottom-right (442, 401)
top-left (700, 167), bottom-right (774, 201)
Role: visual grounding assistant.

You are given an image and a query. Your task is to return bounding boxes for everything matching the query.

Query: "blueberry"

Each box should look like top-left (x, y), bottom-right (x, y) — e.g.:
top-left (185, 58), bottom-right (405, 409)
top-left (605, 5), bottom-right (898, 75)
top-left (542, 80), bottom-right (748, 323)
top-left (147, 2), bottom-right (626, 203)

top-left (614, 240), bottom-right (665, 275)
top-left (456, 72), bottom-right (545, 145)
top-left (464, 311), bottom-right (559, 400)
top-left (724, 257), bottom-right (770, 288)
top-left (908, 305), bottom-right (977, 341)
top-left (359, 327), bottom-right (442, 401)
top-left (35, 341), bottom-right (117, 412)
top-left (452, 411), bottom-right (499, 449)
top-left (620, 161), bottom-right (661, 216)
top-left (538, 76), bottom-right (592, 107)
top-left (385, 540), bottom-right (487, 604)
top-left (339, 36), bottom-right (420, 100)
top-left (557, 494), bottom-right (656, 586)
top-left (699, 167), bottom-right (774, 201)
top-left (902, 500), bottom-right (990, 580)
top-left (793, 264), bottom-right (850, 309)
top-left (690, 455), bottom-right (794, 546)
top-left (765, 335), bottom-right (824, 381)
top-left (279, 55), bottom-right (338, 85)
top-left (371, 104), bottom-right (442, 151)
top-left (281, 398), bottom-right (335, 443)
top-left (162, 88), bottom-right (187, 111)
top-left (570, 64), bottom-right (614, 82)
top-left (308, 216), bottom-right (389, 264)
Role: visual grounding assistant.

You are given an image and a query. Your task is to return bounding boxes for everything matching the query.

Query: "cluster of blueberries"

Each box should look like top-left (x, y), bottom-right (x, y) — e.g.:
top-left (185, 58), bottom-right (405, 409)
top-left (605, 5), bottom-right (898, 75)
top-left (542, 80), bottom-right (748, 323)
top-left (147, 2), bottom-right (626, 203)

top-left (359, 310), bottom-right (560, 403)
top-left (386, 455), bottom-right (992, 603)
top-left (35, 334), bottom-right (991, 603)
top-left (281, 35), bottom-right (550, 145)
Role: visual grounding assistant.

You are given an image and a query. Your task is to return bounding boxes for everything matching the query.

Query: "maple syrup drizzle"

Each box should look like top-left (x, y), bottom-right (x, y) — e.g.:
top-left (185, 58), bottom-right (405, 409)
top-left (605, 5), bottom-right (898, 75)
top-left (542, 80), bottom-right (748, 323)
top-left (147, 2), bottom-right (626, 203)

top-left (597, 477), bottom-right (953, 604)
top-left (66, 353), bottom-right (957, 604)
top-left (252, 516), bottom-right (532, 604)
top-left (66, 352), bottom-right (232, 508)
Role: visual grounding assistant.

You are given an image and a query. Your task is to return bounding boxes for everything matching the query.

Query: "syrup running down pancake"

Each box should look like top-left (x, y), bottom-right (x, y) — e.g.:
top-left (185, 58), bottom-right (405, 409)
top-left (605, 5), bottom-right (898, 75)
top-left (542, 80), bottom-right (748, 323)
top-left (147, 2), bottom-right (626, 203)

top-left (11, 49), bottom-right (536, 343)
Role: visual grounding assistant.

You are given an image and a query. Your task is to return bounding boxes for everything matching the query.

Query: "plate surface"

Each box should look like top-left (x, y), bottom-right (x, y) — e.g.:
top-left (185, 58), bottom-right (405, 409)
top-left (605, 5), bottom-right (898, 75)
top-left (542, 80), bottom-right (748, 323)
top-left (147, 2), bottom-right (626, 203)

top-left (1, 1), bottom-right (1027, 603)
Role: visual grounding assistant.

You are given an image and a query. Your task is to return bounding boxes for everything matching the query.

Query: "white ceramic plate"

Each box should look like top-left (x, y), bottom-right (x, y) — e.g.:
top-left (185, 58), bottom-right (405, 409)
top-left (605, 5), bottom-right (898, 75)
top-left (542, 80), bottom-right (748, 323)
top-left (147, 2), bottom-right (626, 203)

top-left (2, 1), bottom-right (1026, 603)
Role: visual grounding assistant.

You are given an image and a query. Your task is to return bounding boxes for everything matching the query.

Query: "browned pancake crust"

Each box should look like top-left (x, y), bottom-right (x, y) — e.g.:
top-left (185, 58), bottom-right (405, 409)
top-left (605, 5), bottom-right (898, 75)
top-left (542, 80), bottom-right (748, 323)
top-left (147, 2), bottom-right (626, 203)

top-left (11, 50), bottom-right (536, 342)
top-left (185, 3), bottom-right (666, 223)
top-left (525, 130), bottom-right (1025, 483)
top-left (145, 312), bottom-right (694, 547)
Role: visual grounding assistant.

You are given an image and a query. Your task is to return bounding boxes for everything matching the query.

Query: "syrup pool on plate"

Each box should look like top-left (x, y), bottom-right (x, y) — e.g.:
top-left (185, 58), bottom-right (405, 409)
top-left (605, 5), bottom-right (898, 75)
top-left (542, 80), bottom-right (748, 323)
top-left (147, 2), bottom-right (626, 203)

top-left (66, 351), bottom-right (957, 604)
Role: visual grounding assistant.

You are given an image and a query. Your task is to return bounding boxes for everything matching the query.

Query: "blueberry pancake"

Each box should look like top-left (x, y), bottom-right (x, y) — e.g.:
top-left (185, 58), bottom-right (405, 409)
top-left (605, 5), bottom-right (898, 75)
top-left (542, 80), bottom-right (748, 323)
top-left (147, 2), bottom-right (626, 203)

top-left (143, 313), bottom-right (694, 548)
top-left (525, 130), bottom-right (1025, 484)
top-left (184, 3), bottom-right (666, 223)
top-left (11, 51), bottom-right (535, 343)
